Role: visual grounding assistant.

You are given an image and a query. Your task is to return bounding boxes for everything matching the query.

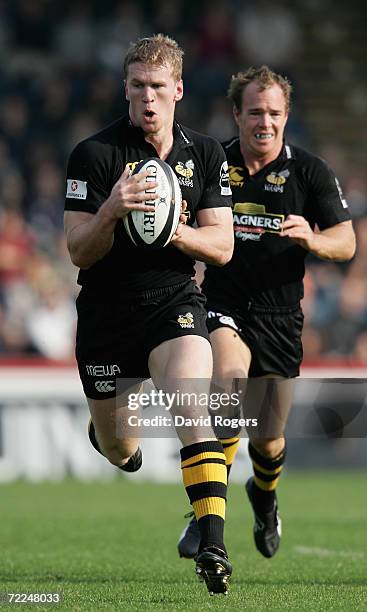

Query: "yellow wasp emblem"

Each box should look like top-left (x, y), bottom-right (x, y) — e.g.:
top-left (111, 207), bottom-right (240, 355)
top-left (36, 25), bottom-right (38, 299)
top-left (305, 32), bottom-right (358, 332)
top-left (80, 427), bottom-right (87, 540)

top-left (177, 312), bottom-right (194, 327)
top-left (175, 161), bottom-right (194, 179)
top-left (266, 170), bottom-right (289, 186)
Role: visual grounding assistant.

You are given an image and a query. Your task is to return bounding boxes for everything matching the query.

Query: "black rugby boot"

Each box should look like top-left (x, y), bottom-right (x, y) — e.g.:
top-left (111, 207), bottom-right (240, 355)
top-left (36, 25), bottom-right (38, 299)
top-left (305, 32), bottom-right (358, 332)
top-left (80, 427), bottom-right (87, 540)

top-left (195, 547), bottom-right (232, 595)
top-left (177, 512), bottom-right (200, 559)
top-left (245, 476), bottom-right (281, 558)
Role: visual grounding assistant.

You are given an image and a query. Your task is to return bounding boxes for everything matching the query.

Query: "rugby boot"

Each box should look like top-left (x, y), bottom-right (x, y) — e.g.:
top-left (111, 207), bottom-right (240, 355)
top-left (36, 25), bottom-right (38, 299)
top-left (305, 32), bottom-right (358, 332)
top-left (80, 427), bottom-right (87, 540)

top-left (245, 476), bottom-right (281, 558)
top-left (195, 547), bottom-right (232, 595)
top-left (177, 511), bottom-right (200, 559)
top-left (88, 419), bottom-right (142, 472)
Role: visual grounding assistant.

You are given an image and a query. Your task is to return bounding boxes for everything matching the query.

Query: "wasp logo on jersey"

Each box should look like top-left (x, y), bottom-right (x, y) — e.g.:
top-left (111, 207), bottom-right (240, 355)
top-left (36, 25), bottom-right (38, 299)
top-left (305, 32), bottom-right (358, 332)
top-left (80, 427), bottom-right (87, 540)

top-left (177, 312), bottom-right (195, 328)
top-left (228, 166), bottom-right (245, 188)
top-left (264, 170), bottom-right (290, 193)
top-left (176, 160), bottom-right (194, 178)
top-left (175, 160), bottom-right (194, 187)
top-left (233, 203), bottom-right (284, 242)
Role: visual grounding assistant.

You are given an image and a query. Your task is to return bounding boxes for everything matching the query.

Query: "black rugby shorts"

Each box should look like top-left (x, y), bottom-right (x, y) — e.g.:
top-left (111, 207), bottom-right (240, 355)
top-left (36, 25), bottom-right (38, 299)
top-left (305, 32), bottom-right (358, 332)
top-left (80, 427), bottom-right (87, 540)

top-left (75, 281), bottom-right (209, 399)
top-left (206, 302), bottom-right (304, 378)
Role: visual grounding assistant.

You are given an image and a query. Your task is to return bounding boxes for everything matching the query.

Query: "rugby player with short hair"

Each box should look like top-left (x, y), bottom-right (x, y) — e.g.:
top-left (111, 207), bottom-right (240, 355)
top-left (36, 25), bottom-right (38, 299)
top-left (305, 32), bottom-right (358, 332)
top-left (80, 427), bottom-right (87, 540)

top-left (64, 34), bottom-right (234, 594)
top-left (178, 65), bottom-right (356, 560)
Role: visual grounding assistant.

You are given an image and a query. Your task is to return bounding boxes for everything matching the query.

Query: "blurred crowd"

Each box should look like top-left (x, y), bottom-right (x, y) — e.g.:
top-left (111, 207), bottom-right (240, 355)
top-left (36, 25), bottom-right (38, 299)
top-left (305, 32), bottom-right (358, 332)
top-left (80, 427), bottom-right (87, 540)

top-left (0, 0), bottom-right (366, 363)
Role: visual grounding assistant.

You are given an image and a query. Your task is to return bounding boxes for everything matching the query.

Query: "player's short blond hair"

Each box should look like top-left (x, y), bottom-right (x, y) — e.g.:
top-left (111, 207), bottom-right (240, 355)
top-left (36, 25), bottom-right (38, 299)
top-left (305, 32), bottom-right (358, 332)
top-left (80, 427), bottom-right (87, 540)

top-left (228, 66), bottom-right (292, 112)
top-left (123, 34), bottom-right (184, 82)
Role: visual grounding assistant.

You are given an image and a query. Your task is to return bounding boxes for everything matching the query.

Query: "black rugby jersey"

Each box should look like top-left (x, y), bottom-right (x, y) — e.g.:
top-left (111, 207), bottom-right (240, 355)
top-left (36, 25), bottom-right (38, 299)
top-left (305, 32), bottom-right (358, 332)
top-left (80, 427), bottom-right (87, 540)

top-left (65, 116), bottom-right (232, 293)
top-left (203, 138), bottom-right (351, 308)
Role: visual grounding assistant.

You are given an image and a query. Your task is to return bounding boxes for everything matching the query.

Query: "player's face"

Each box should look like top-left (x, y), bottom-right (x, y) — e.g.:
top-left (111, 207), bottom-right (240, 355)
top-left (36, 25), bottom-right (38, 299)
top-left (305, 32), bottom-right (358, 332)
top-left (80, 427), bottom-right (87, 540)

top-left (234, 82), bottom-right (288, 162)
top-left (125, 62), bottom-right (183, 136)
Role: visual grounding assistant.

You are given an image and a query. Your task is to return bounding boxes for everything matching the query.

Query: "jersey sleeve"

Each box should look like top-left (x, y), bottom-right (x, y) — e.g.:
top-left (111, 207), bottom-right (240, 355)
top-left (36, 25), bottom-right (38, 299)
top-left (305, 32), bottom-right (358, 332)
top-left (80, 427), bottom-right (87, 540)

top-left (306, 157), bottom-right (351, 230)
top-left (198, 138), bottom-right (232, 210)
top-left (65, 139), bottom-right (111, 213)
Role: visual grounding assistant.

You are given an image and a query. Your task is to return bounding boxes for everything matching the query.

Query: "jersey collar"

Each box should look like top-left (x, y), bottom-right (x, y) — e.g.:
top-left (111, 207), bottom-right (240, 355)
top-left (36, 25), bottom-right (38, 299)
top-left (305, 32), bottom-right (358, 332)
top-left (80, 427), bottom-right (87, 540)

top-left (173, 121), bottom-right (193, 148)
top-left (126, 116), bottom-right (193, 149)
top-left (279, 142), bottom-right (294, 161)
top-left (230, 138), bottom-right (294, 168)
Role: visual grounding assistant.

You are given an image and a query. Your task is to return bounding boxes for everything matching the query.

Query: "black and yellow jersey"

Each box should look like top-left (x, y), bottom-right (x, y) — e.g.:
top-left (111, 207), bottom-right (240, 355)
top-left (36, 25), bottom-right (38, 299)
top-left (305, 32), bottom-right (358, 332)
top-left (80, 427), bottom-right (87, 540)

top-left (203, 138), bottom-right (351, 308)
top-left (65, 116), bottom-right (232, 293)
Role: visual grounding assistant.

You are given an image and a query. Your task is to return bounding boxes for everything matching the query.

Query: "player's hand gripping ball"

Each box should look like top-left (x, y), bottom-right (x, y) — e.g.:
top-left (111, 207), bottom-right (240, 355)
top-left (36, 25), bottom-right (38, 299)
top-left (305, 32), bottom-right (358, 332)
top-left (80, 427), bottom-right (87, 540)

top-left (123, 158), bottom-right (182, 248)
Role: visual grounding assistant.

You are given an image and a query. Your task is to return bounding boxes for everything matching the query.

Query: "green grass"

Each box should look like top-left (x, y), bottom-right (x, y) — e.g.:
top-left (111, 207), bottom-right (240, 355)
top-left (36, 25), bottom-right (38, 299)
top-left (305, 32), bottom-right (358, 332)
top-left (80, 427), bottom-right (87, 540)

top-left (1, 473), bottom-right (367, 611)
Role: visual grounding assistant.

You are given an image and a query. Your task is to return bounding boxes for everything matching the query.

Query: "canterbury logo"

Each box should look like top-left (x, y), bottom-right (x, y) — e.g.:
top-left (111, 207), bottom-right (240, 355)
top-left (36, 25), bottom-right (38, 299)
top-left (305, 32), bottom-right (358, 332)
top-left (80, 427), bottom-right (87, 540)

top-left (229, 165), bottom-right (245, 187)
top-left (95, 380), bottom-right (115, 392)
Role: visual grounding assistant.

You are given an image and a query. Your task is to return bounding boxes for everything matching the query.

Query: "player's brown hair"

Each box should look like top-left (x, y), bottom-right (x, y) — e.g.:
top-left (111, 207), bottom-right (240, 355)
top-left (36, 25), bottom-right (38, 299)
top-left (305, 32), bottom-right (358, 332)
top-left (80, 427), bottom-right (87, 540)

top-left (123, 34), bottom-right (184, 81)
top-left (228, 66), bottom-right (292, 112)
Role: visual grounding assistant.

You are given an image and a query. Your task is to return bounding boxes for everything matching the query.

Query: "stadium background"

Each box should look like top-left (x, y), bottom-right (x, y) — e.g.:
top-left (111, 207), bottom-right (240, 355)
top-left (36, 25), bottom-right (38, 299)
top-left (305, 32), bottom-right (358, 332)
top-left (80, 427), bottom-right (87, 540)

top-left (0, 2), bottom-right (366, 475)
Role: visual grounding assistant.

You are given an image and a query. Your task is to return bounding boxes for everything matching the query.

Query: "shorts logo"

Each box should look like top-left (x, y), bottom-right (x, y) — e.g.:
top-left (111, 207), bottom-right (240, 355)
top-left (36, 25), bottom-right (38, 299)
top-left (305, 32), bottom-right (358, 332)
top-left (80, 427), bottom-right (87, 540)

top-left (220, 161), bottom-right (232, 196)
top-left (175, 160), bottom-right (194, 187)
top-left (95, 380), bottom-right (115, 393)
top-left (66, 179), bottom-right (87, 199)
top-left (219, 315), bottom-right (238, 330)
top-left (86, 364), bottom-right (121, 376)
top-left (208, 311), bottom-right (238, 331)
top-left (177, 312), bottom-right (194, 328)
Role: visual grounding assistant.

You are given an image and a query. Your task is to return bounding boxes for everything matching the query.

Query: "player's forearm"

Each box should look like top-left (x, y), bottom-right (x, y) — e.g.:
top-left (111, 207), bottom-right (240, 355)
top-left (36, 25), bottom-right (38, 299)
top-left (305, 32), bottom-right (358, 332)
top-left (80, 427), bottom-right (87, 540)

top-left (308, 224), bottom-right (356, 261)
top-left (67, 202), bottom-right (118, 268)
top-left (171, 224), bottom-right (234, 266)
top-left (281, 218), bottom-right (356, 262)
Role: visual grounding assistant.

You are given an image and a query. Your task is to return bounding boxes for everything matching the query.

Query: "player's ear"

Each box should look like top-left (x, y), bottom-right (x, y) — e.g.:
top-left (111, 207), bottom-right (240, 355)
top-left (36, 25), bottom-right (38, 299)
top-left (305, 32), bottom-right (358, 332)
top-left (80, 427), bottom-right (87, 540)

top-left (233, 105), bottom-right (240, 126)
top-left (124, 80), bottom-right (130, 101)
top-left (174, 80), bottom-right (183, 102)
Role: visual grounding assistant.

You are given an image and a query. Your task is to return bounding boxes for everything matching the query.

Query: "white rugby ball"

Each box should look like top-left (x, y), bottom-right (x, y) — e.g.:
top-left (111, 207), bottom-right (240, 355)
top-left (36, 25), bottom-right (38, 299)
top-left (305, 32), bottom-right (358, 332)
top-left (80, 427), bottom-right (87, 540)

top-left (123, 158), bottom-right (182, 248)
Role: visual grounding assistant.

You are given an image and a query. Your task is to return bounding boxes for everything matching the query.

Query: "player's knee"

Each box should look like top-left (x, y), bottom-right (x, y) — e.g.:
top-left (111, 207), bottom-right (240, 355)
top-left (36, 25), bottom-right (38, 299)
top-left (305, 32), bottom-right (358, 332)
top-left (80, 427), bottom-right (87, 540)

top-left (251, 437), bottom-right (285, 459)
top-left (100, 440), bottom-right (139, 467)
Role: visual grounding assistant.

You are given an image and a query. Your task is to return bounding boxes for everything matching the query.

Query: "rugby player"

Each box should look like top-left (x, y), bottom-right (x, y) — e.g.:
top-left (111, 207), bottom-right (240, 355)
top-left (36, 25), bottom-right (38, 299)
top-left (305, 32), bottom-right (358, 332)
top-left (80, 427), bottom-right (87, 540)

top-left (178, 66), bottom-right (356, 560)
top-left (64, 35), bottom-right (234, 594)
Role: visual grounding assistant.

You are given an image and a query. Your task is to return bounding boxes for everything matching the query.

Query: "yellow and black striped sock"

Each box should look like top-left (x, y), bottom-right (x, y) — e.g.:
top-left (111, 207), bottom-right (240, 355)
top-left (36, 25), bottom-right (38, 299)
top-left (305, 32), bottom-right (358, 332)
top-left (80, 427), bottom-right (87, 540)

top-left (248, 441), bottom-right (286, 513)
top-left (181, 440), bottom-right (227, 553)
top-left (219, 436), bottom-right (240, 479)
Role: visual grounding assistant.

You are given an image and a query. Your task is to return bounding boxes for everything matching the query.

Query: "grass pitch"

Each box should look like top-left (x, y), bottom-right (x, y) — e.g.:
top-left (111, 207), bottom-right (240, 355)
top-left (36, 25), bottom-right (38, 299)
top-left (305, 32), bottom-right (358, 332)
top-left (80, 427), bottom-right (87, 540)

top-left (1, 472), bottom-right (367, 611)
